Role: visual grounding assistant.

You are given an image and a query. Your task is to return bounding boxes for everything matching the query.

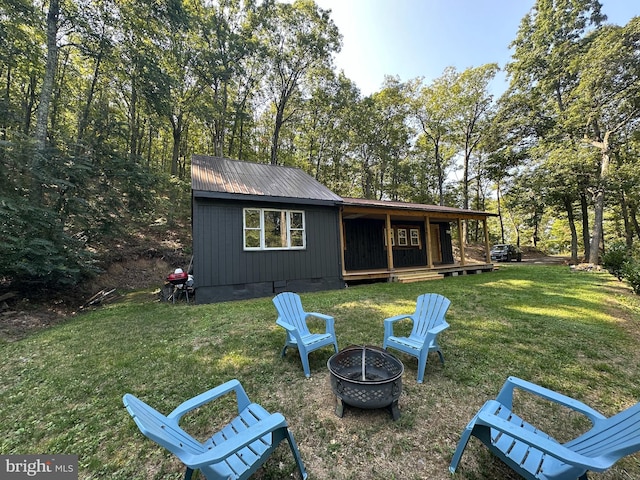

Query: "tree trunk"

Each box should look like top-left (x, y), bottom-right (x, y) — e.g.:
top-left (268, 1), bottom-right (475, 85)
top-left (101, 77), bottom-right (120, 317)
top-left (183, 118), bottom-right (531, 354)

top-left (563, 196), bottom-right (579, 263)
top-left (34, 0), bottom-right (59, 149)
top-left (630, 204), bottom-right (640, 243)
top-left (77, 45), bottom-right (105, 144)
top-left (129, 80), bottom-right (138, 163)
top-left (619, 191), bottom-right (633, 249)
top-left (2, 65), bottom-right (9, 140)
top-left (23, 74), bottom-right (37, 134)
top-left (32, 0), bottom-right (60, 203)
top-left (496, 181), bottom-right (505, 244)
top-left (50, 47), bottom-right (70, 144)
top-left (238, 114), bottom-right (245, 160)
top-left (435, 146), bottom-right (444, 206)
top-left (170, 113), bottom-right (183, 176)
top-left (270, 103), bottom-right (285, 165)
top-left (462, 145), bottom-right (470, 243)
top-left (589, 186), bottom-right (605, 264)
top-left (580, 191), bottom-right (590, 261)
top-left (588, 137), bottom-right (611, 265)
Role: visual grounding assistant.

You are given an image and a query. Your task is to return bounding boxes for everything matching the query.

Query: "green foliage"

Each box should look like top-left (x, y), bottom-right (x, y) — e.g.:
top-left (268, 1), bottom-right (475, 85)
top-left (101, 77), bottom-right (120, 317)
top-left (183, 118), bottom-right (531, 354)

top-left (0, 134), bottom-right (184, 288)
top-left (602, 241), bottom-right (630, 280)
top-left (622, 259), bottom-right (640, 295)
top-left (601, 242), bottom-right (640, 295)
top-left (0, 196), bottom-right (97, 287)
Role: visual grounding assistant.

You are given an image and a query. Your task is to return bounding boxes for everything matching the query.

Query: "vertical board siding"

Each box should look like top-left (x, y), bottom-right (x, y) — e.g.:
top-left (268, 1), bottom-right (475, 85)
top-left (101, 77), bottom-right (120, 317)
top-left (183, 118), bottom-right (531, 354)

top-left (343, 219), bottom-right (387, 271)
top-left (392, 222), bottom-right (428, 268)
top-left (343, 218), bottom-right (452, 270)
top-left (194, 198), bottom-right (342, 292)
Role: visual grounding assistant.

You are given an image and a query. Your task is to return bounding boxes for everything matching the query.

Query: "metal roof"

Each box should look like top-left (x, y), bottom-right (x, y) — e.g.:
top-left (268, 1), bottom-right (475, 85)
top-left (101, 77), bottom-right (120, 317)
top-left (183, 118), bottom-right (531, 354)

top-left (191, 155), bottom-right (494, 218)
top-left (341, 197), bottom-right (495, 218)
top-left (191, 155), bottom-right (343, 204)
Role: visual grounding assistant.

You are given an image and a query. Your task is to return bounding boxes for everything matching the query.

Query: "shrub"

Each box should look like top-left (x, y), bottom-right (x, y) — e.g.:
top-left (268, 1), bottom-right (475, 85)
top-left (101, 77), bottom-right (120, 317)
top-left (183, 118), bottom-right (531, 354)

top-left (602, 242), bottom-right (629, 280)
top-left (622, 259), bottom-right (640, 295)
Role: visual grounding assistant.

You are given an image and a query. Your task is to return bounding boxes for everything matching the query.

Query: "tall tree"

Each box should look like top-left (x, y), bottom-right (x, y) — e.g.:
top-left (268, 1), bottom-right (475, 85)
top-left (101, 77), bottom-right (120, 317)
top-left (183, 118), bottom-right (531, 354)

top-left (260, 0), bottom-right (340, 165)
top-left (411, 68), bottom-right (458, 205)
top-left (451, 64), bottom-right (498, 242)
top-left (569, 19), bottom-right (640, 263)
top-left (192, 0), bottom-right (261, 158)
top-left (504, 0), bottom-right (607, 259)
top-left (30, 0), bottom-right (60, 203)
top-left (371, 76), bottom-right (411, 201)
top-left (294, 70), bottom-right (359, 190)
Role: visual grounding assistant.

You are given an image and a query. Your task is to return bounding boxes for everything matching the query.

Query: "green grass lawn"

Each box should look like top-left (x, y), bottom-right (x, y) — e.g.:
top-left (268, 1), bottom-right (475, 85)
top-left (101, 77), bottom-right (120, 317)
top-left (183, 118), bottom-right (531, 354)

top-left (2, 265), bottom-right (640, 479)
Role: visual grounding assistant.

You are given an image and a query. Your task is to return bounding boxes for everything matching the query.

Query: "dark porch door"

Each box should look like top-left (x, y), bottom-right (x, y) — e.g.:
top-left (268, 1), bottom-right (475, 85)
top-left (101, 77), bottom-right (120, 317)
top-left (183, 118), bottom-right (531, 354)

top-left (343, 219), bottom-right (387, 270)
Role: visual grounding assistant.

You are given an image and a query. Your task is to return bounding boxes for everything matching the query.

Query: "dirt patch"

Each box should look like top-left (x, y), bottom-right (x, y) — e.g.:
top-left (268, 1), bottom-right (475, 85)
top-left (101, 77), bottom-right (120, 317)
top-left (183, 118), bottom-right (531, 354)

top-left (0, 224), bottom-right (192, 342)
top-left (0, 308), bottom-right (63, 341)
top-left (459, 244), bottom-right (569, 265)
top-left (0, 239), bottom-right (565, 342)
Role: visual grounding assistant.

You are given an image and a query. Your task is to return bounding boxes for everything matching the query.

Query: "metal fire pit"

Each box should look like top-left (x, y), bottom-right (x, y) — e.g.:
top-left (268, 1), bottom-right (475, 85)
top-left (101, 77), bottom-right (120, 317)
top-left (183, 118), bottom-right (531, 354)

top-left (327, 345), bottom-right (404, 421)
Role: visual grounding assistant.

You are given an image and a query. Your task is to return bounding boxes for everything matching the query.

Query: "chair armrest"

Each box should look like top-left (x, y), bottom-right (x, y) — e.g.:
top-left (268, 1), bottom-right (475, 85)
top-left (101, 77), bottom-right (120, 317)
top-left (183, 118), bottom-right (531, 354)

top-left (495, 376), bottom-right (606, 424)
top-left (476, 410), bottom-right (613, 472)
top-left (428, 321), bottom-right (449, 335)
top-left (383, 314), bottom-right (413, 338)
top-left (276, 318), bottom-right (306, 340)
top-left (306, 312), bottom-right (333, 322)
top-left (384, 314), bottom-right (414, 324)
top-left (182, 413), bottom-right (289, 468)
top-left (276, 317), bottom-right (297, 332)
top-left (168, 380), bottom-right (251, 421)
top-left (306, 312), bottom-right (335, 333)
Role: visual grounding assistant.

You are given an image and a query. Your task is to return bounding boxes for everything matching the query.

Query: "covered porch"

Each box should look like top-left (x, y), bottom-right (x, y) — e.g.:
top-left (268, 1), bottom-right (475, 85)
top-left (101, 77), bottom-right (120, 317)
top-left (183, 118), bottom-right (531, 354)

top-left (339, 198), bottom-right (495, 283)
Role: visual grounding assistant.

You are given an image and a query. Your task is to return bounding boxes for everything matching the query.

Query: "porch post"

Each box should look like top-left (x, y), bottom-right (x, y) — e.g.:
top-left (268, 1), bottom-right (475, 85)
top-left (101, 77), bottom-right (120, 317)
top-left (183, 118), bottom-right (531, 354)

top-left (457, 218), bottom-right (466, 266)
top-left (385, 214), bottom-right (394, 271)
top-left (483, 218), bottom-right (491, 264)
top-left (424, 215), bottom-right (433, 268)
top-left (339, 207), bottom-right (347, 276)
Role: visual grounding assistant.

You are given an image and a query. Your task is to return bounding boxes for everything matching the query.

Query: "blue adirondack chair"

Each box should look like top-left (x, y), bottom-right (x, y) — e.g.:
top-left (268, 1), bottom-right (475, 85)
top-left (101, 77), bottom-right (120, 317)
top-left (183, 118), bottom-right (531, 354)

top-left (123, 379), bottom-right (307, 480)
top-left (450, 376), bottom-right (640, 480)
top-left (382, 293), bottom-right (450, 383)
top-left (273, 292), bottom-right (339, 378)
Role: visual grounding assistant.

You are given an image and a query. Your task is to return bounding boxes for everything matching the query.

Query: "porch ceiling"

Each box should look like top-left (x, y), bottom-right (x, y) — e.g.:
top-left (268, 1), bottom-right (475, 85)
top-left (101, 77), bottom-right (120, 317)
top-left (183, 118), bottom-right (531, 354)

top-left (340, 197), bottom-right (495, 222)
top-left (341, 206), bottom-right (489, 222)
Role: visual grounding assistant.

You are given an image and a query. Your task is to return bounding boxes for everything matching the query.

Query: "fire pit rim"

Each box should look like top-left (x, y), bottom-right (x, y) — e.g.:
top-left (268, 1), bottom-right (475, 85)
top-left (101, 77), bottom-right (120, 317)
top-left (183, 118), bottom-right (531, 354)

top-left (326, 344), bottom-right (404, 385)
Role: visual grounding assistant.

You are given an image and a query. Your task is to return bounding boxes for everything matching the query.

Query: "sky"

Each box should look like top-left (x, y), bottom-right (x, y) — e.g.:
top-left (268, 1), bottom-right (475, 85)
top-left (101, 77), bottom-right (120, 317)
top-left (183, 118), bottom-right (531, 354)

top-left (313, 0), bottom-right (639, 97)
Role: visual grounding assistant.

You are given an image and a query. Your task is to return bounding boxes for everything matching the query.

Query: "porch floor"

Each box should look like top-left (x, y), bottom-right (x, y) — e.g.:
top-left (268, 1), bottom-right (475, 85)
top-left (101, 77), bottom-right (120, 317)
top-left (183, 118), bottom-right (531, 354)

top-left (343, 262), bottom-right (495, 283)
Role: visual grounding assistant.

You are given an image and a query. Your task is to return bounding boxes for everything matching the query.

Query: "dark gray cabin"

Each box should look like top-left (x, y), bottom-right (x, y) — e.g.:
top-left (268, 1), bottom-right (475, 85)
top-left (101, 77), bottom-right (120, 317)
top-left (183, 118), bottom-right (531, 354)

top-left (191, 155), bottom-right (345, 304)
top-left (192, 156), bottom-right (496, 303)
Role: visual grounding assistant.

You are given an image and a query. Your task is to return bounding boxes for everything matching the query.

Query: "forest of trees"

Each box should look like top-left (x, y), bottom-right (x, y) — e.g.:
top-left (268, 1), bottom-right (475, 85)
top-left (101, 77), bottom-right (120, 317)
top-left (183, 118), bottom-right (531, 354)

top-left (2, 0), bottom-right (640, 289)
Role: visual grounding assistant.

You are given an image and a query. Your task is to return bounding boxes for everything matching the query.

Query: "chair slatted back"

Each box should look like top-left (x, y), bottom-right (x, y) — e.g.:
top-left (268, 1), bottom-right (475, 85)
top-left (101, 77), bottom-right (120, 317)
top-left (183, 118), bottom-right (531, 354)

top-left (411, 293), bottom-right (450, 338)
top-left (569, 402), bottom-right (640, 460)
top-left (123, 394), bottom-right (203, 457)
top-left (273, 292), bottom-right (310, 336)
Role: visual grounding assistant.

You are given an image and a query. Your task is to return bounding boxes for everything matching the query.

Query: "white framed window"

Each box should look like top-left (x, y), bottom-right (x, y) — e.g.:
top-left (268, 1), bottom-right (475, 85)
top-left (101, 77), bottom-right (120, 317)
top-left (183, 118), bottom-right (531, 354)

top-left (410, 228), bottom-right (421, 247)
top-left (243, 208), bottom-right (306, 250)
top-left (384, 228), bottom-right (395, 246)
top-left (397, 228), bottom-right (408, 246)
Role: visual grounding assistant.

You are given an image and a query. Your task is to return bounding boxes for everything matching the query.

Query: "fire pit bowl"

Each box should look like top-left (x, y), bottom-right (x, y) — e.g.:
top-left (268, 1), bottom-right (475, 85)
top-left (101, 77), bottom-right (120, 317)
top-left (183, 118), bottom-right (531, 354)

top-left (327, 345), bottom-right (404, 420)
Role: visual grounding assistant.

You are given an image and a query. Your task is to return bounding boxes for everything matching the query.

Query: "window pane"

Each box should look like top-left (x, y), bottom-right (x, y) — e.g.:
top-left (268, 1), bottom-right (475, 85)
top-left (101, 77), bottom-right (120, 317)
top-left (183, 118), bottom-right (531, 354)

top-left (245, 230), bottom-right (260, 248)
top-left (264, 210), bottom-right (286, 248)
top-left (398, 229), bottom-right (407, 246)
top-left (290, 212), bottom-right (303, 229)
top-left (410, 229), bottom-right (420, 246)
top-left (290, 230), bottom-right (304, 247)
top-left (245, 209), bottom-right (261, 228)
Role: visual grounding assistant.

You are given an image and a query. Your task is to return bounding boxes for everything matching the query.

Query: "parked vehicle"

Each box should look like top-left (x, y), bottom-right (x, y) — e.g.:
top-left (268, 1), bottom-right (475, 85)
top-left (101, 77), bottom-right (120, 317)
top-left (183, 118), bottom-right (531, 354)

top-left (490, 244), bottom-right (522, 262)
